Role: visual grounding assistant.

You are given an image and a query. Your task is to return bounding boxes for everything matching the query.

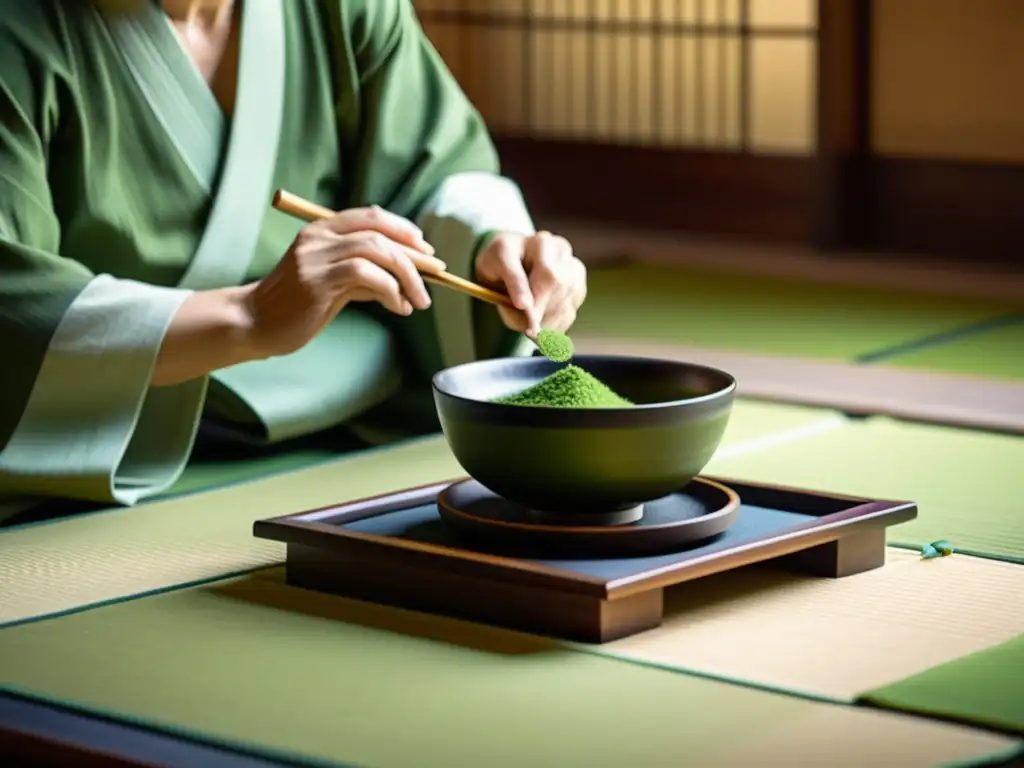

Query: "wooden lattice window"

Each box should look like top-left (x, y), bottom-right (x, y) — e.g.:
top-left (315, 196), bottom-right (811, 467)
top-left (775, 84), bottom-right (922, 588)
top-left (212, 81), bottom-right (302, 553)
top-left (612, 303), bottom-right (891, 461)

top-left (415, 0), bottom-right (818, 155)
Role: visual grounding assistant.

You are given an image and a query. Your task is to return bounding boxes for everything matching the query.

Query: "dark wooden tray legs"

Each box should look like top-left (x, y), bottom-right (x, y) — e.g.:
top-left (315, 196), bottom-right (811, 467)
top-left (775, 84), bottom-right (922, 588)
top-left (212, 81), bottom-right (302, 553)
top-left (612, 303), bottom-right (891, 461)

top-left (776, 527), bottom-right (887, 578)
top-left (284, 527), bottom-right (888, 644)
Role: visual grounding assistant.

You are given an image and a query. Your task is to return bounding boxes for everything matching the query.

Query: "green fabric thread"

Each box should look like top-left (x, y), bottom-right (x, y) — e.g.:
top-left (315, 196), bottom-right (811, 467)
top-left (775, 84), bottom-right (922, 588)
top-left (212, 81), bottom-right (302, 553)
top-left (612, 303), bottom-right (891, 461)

top-left (887, 542), bottom-right (1024, 567)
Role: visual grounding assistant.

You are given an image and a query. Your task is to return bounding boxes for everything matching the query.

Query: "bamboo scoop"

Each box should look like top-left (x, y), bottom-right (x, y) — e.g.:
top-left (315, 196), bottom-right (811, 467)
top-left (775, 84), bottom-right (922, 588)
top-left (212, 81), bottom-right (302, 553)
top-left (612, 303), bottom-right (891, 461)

top-left (272, 190), bottom-right (516, 310)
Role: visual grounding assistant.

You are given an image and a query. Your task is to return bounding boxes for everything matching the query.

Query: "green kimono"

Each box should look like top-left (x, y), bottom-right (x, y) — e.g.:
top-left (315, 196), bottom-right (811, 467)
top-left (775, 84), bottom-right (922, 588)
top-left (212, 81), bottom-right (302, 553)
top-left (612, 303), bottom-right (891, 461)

top-left (0, 0), bottom-right (535, 505)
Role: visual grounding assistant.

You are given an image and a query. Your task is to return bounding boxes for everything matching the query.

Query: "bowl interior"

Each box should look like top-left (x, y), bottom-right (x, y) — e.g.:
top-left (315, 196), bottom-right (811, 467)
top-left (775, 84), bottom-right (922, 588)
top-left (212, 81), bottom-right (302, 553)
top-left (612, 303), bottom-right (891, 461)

top-left (433, 354), bottom-right (735, 409)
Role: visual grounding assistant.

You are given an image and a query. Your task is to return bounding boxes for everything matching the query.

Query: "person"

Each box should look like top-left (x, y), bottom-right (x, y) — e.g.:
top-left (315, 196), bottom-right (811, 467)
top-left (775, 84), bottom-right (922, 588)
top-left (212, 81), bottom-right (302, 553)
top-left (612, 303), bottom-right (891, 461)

top-left (0, 0), bottom-right (588, 506)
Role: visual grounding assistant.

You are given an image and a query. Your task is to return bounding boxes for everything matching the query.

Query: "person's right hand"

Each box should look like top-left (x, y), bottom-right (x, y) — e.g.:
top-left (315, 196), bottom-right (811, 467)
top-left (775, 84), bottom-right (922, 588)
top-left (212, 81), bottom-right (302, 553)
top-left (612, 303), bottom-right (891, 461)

top-left (241, 206), bottom-right (445, 358)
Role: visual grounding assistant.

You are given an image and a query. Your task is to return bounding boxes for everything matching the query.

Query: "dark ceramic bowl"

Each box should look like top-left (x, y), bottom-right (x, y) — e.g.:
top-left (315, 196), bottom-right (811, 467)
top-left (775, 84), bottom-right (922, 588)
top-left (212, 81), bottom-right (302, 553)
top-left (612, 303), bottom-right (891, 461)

top-left (432, 355), bottom-right (736, 516)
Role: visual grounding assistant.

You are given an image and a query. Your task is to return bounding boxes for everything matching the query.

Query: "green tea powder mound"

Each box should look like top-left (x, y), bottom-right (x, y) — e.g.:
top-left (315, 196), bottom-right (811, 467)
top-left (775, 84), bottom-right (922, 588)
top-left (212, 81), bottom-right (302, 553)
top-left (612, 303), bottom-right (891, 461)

top-left (495, 365), bottom-right (634, 408)
top-left (535, 329), bottom-right (574, 362)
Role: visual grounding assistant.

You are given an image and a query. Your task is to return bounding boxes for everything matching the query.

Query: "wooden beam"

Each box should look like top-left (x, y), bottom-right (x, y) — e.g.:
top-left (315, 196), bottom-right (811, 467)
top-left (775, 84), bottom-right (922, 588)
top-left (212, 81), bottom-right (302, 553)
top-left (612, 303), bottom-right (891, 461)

top-left (495, 138), bottom-right (813, 243)
top-left (814, 0), bottom-right (874, 250)
top-left (871, 158), bottom-right (1024, 267)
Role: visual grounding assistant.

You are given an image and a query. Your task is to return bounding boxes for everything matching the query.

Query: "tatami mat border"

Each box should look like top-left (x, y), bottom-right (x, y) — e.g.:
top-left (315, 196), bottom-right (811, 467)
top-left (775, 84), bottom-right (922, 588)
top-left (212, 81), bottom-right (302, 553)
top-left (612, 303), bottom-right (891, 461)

top-left (853, 313), bottom-right (1024, 365)
top-left (887, 543), bottom-right (1024, 567)
top-left (0, 687), bottom-right (356, 768)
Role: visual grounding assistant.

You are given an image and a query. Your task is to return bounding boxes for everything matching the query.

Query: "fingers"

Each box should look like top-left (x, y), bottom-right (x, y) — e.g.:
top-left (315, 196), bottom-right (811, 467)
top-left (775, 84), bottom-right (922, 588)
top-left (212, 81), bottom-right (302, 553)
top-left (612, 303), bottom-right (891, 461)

top-left (477, 236), bottom-right (539, 334)
top-left (478, 237), bottom-right (533, 310)
top-left (331, 257), bottom-right (413, 317)
top-left (550, 257), bottom-right (586, 332)
top-left (496, 305), bottom-right (531, 334)
top-left (539, 295), bottom-right (577, 333)
top-left (338, 231), bottom-right (433, 311)
top-left (477, 231), bottom-right (586, 337)
top-left (525, 232), bottom-right (571, 333)
top-left (315, 206), bottom-right (447, 274)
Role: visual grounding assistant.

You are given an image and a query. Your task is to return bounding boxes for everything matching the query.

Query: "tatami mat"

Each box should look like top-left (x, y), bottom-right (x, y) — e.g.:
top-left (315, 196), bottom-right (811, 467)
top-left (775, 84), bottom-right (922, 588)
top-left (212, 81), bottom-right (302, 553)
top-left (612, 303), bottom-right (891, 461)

top-left (168, 449), bottom-right (338, 498)
top-left (573, 263), bottom-right (1019, 360)
top-left (0, 571), bottom-right (1017, 768)
top-left (704, 415), bottom-right (1024, 563)
top-left (575, 338), bottom-right (1024, 434)
top-left (583, 549), bottom-right (1024, 706)
top-left (3, 261), bottom-right (1019, 764)
top-left (0, 401), bottom-right (839, 627)
top-left (862, 634), bottom-right (1024, 736)
top-left (0, 437), bottom-right (458, 628)
top-left (879, 319), bottom-right (1024, 380)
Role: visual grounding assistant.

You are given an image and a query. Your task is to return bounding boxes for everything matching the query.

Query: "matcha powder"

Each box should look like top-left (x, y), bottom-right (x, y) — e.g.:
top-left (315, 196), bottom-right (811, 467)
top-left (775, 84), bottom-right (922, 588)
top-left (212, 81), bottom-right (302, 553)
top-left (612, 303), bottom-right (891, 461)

top-left (535, 329), bottom-right (574, 362)
top-left (494, 364), bottom-right (634, 408)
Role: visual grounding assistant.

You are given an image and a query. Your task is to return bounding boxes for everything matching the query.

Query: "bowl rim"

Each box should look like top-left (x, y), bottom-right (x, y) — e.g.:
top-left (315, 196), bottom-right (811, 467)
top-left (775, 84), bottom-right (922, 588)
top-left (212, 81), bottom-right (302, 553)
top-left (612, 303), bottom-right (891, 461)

top-left (431, 353), bottom-right (738, 412)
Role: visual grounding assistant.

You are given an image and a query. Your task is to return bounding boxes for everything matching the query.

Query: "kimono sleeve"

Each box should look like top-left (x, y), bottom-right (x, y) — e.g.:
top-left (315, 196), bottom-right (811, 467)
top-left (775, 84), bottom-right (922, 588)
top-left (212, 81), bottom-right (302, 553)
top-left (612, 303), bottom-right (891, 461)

top-left (0, 16), bottom-right (206, 505)
top-left (335, 0), bottom-right (536, 369)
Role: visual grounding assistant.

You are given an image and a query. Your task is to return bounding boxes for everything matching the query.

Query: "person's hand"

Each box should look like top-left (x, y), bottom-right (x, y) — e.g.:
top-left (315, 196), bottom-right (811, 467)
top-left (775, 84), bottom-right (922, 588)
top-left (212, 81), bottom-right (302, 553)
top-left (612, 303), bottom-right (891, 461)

top-left (241, 206), bottom-right (445, 357)
top-left (474, 231), bottom-right (587, 337)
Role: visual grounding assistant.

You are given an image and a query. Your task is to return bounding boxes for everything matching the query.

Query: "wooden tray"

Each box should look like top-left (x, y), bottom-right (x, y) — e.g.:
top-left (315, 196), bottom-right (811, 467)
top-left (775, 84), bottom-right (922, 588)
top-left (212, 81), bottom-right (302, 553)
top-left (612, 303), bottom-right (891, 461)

top-left (253, 477), bottom-right (917, 643)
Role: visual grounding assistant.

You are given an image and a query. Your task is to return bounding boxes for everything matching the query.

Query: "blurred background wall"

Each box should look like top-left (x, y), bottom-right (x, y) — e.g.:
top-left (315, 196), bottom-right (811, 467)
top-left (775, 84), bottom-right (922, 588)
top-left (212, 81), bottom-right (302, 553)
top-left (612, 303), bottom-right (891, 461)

top-left (412, 0), bottom-right (1023, 269)
top-left (873, 0), bottom-right (1024, 163)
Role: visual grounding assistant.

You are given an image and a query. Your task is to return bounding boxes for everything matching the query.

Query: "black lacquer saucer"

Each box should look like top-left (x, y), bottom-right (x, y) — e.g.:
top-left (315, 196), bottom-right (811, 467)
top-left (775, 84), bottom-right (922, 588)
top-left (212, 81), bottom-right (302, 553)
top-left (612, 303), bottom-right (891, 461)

top-left (436, 477), bottom-right (740, 558)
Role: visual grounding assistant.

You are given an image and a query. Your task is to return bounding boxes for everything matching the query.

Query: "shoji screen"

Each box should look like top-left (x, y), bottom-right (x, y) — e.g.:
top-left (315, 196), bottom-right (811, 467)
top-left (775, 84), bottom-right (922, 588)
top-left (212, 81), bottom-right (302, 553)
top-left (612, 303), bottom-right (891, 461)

top-left (414, 1), bottom-right (818, 155)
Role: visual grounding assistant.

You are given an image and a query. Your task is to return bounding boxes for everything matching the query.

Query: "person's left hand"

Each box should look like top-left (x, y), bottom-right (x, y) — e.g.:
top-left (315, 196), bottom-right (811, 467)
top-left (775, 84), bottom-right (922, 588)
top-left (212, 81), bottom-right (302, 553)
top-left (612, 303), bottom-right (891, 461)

top-left (474, 231), bottom-right (587, 337)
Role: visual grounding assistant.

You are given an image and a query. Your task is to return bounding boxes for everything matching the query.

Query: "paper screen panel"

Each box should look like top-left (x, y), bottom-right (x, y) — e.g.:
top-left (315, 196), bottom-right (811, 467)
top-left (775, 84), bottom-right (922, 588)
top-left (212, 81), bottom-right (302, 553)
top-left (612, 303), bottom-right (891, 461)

top-left (749, 0), bottom-right (817, 28)
top-left (750, 37), bottom-right (815, 152)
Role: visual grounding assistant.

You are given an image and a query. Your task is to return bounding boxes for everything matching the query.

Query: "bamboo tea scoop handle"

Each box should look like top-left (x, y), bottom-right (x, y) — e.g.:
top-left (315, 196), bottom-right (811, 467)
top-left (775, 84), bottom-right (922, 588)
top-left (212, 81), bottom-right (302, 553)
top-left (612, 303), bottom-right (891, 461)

top-left (272, 190), bottom-right (517, 310)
